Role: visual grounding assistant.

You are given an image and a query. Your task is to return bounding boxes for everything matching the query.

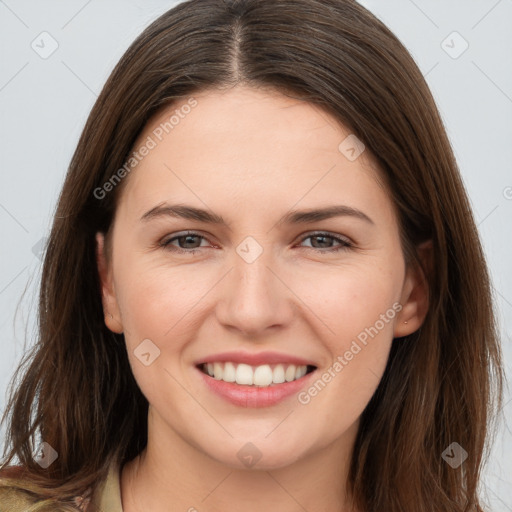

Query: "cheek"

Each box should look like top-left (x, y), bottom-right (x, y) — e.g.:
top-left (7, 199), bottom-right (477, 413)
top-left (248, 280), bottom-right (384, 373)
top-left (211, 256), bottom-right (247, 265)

top-left (115, 256), bottom-right (205, 340)
top-left (293, 260), bottom-right (402, 344)
top-left (114, 264), bottom-right (209, 404)
top-left (293, 263), bottom-right (402, 423)
top-left (292, 260), bottom-right (402, 398)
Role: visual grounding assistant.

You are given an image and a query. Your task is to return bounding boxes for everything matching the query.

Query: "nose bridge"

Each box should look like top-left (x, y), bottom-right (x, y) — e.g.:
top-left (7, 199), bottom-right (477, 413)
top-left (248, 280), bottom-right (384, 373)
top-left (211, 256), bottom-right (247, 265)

top-left (216, 235), bottom-right (292, 334)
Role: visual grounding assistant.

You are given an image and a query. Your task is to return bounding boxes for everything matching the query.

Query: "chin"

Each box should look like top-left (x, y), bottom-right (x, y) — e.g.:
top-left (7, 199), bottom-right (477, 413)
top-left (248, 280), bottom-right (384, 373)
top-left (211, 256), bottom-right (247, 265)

top-left (198, 432), bottom-right (315, 471)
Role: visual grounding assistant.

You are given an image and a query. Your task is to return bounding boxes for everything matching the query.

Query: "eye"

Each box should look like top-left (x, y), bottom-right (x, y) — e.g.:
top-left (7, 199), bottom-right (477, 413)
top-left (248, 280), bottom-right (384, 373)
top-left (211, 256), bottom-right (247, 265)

top-left (297, 232), bottom-right (353, 253)
top-left (159, 231), bottom-right (210, 254)
top-left (159, 230), bottom-right (353, 255)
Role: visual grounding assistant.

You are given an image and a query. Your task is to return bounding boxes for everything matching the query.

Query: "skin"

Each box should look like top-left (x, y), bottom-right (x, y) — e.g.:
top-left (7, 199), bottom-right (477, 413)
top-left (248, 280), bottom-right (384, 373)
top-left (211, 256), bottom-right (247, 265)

top-left (96, 85), bottom-right (429, 512)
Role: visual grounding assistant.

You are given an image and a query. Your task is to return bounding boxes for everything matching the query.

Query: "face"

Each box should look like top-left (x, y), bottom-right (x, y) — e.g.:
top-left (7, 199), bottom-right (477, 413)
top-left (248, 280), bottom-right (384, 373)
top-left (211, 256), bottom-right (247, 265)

top-left (97, 85), bottom-right (428, 470)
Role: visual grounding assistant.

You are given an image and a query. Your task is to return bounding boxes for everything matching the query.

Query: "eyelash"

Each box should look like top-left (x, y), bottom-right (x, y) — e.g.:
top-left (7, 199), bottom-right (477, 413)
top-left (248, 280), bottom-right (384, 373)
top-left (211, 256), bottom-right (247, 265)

top-left (159, 231), bottom-right (353, 255)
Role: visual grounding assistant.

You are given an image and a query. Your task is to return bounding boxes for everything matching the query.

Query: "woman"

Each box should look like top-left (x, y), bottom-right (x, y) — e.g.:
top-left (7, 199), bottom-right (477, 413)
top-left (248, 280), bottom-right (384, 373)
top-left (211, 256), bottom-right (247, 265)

top-left (0, 0), bottom-right (503, 511)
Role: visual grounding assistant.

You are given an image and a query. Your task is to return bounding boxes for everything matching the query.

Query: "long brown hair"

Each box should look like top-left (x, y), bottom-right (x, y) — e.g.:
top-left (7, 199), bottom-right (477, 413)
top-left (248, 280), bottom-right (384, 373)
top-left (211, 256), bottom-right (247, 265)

top-left (1, 0), bottom-right (503, 510)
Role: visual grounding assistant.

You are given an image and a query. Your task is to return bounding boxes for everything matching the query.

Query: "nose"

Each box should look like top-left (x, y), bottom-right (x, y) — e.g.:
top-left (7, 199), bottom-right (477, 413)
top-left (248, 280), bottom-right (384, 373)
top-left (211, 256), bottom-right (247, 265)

top-left (215, 246), bottom-right (294, 338)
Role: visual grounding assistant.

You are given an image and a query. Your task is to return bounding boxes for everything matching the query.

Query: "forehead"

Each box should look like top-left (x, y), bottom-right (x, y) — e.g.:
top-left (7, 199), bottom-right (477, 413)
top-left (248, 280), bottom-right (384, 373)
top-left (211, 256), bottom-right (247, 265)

top-left (139, 86), bottom-right (375, 165)
top-left (117, 85), bottom-right (393, 224)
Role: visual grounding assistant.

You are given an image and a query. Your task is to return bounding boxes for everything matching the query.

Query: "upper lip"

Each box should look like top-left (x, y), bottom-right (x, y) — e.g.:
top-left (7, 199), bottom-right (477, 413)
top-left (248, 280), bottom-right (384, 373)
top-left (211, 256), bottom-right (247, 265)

top-left (196, 351), bottom-right (317, 367)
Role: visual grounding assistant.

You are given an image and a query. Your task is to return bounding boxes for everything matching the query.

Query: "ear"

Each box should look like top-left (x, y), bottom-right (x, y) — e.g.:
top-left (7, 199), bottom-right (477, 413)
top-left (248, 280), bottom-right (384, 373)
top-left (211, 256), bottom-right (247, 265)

top-left (394, 240), bottom-right (432, 338)
top-left (96, 232), bottom-right (123, 334)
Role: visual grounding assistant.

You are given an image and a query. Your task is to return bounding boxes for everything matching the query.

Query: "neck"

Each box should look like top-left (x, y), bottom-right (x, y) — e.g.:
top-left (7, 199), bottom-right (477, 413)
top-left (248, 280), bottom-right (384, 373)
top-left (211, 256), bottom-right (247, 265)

top-left (121, 409), bottom-right (360, 512)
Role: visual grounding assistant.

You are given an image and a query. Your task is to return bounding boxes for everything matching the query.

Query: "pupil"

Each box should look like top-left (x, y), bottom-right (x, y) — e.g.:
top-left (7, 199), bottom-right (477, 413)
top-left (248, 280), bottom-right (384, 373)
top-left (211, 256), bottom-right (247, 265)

top-left (182, 235), bottom-right (198, 248)
top-left (314, 235), bottom-right (330, 248)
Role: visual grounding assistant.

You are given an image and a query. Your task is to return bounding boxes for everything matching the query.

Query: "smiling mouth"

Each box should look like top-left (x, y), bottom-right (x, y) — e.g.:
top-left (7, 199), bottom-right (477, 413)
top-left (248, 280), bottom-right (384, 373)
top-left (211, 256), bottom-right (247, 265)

top-left (197, 362), bottom-right (317, 387)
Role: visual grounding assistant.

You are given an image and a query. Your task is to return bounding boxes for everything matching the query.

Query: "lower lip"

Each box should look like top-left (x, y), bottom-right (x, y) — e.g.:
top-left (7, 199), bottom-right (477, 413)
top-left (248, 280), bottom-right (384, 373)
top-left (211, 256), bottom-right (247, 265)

top-left (196, 366), bottom-right (316, 408)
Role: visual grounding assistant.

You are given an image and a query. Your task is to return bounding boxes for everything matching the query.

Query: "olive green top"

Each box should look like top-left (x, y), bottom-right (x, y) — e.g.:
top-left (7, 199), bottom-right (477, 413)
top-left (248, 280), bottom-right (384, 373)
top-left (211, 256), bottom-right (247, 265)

top-left (0, 463), bottom-right (123, 511)
top-left (91, 462), bottom-right (123, 511)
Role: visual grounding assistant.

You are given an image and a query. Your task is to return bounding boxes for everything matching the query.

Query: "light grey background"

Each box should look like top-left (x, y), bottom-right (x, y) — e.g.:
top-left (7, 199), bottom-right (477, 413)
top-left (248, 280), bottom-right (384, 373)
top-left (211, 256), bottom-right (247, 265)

top-left (0, 0), bottom-right (511, 509)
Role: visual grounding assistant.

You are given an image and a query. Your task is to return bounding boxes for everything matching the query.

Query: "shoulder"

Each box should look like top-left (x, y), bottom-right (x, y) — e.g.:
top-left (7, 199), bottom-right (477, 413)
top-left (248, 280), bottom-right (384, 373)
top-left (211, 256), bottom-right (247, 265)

top-left (0, 464), bottom-right (119, 511)
top-left (0, 467), bottom-right (38, 509)
top-left (0, 465), bottom-right (112, 511)
top-left (0, 485), bottom-right (37, 510)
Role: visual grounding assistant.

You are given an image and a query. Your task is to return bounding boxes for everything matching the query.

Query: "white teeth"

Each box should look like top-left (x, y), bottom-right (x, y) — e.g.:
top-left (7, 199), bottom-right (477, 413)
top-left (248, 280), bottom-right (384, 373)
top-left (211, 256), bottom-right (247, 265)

top-left (272, 364), bottom-right (285, 384)
top-left (253, 365), bottom-right (273, 386)
top-left (202, 362), bottom-right (311, 386)
top-left (236, 363), bottom-right (253, 385)
top-left (223, 362), bottom-right (236, 382)
top-left (295, 365), bottom-right (307, 379)
top-left (285, 364), bottom-right (296, 382)
top-left (213, 362), bottom-right (223, 380)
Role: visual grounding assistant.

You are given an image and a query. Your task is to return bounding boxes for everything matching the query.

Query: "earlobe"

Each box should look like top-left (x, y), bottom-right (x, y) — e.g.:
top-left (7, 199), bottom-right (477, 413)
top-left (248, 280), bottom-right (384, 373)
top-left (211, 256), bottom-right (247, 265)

top-left (96, 232), bottom-right (123, 334)
top-left (394, 240), bottom-right (432, 338)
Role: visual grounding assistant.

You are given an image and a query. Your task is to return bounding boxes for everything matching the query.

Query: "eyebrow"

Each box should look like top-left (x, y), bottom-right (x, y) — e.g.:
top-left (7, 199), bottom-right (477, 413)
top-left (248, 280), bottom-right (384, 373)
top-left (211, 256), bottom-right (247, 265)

top-left (140, 203), bottom-right (374, 226)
